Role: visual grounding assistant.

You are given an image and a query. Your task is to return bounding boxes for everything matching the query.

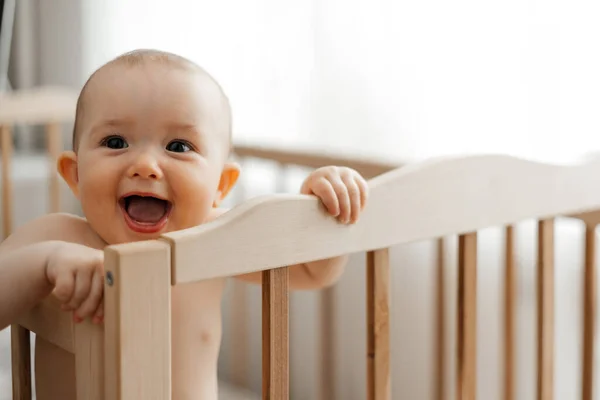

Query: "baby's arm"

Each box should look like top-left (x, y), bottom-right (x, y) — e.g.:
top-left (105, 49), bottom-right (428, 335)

top-left (0, 241), bottom-right (61, 330)
top-left (0, 214), bottom-right (105, 330)
top-left (235, 166), bottom-right (369, 290)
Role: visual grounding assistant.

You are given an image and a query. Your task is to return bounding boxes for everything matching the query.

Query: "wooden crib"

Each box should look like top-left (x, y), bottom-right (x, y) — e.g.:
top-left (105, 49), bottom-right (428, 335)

top-left (3, 88), bottom-right (600, 400)
top-left (9, 153), bottom-right (600, 399)
top-left (228, 142), bottom-right (401, 400)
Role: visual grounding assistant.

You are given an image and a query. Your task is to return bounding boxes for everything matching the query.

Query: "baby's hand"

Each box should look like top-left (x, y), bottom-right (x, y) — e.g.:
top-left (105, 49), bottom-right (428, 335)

top-left (46, 243), bottom-right (105, 324)
top-left (301, 166), bottom-right (369, 224)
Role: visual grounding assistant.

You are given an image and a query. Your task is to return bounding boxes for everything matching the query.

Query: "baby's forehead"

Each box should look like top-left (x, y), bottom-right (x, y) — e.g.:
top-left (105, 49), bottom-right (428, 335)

top-left (74, 57), bottom-right (231, 151)
top-left (86, 60), bottom-right (214, 101)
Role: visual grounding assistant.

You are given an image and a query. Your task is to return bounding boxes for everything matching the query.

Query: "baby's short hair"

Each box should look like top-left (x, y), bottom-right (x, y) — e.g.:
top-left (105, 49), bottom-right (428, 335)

top-left (71, 49), bottom-right (232, 153)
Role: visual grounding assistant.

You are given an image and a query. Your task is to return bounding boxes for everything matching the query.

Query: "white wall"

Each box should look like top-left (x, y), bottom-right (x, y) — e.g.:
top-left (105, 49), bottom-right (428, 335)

top-left (78, 0), bottom-right (600, 164)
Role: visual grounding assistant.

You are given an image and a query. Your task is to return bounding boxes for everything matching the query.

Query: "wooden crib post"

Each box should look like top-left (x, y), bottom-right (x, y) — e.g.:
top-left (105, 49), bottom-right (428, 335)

top-left (103, 241), bottom-right (172, 399)
top-left (457, 232), bottom-right (477, 400)
top-left (366, 248), bottom-right (390, 400)
top-left (435, 238), bottom-right (446, 400)
top-left (262, 267), bottom-right (290, 399)
top-left (582, 222), bottom-right (596, 400)
top-left (10, 325), bottom-right (31, 400)
top-left (537, 219), bottom-right (554, 400)
top-left (2, 124), bottom-right (32, 400)
top-left (504, 226), bottom-right (516, 400)
top-left (74, 321), bottom-right (104, 399)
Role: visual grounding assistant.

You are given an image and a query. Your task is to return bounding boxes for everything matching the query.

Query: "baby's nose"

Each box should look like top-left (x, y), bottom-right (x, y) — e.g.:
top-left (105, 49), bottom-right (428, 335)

top-left (128, 155), bottom-right (163, 180)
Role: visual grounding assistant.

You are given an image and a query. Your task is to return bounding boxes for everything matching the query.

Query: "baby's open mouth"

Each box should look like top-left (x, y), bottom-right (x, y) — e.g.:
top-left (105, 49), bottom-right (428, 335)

top-left (119, 194), bottom-right (172, 232)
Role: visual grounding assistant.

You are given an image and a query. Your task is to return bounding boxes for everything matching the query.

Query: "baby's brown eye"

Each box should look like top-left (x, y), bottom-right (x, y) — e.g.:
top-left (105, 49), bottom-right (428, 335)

top-left (166, 140), bottom-right (191, 153)
top-left (102, 136), bottom-right (128, 149)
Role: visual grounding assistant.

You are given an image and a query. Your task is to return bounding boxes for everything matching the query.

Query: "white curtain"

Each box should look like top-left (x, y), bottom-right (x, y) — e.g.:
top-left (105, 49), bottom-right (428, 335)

top-left (81, 0), bottom-right (600, 164)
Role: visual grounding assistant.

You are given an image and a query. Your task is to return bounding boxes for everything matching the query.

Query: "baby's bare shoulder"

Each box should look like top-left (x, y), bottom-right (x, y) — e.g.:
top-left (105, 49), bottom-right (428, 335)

top-left (0, 213), bottom-right (103, 252)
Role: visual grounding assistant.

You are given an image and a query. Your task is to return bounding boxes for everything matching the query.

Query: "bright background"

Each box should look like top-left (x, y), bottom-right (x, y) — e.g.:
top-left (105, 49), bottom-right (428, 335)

top-left (8, 0), bottom-right (600, 162)
top-left (2, 1), bottom-right (600, 399)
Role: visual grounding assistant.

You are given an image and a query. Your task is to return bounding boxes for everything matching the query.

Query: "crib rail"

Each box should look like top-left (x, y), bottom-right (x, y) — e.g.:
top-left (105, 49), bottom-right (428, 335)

top-left (101, 154), bottom-right (600, 399)
top-left (161, 155), bottom-right (600, 283)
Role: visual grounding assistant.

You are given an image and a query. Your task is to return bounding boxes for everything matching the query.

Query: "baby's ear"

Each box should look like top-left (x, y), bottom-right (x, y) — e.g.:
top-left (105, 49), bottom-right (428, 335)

top-left (57, 151), bottom-right (80, 198)
top-left (213, 161), bottom-right (240, 207)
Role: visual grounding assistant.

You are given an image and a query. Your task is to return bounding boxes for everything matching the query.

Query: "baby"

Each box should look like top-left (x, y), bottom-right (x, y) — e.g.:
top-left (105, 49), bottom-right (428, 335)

top-left (0, 49), bottom-right (369, 399)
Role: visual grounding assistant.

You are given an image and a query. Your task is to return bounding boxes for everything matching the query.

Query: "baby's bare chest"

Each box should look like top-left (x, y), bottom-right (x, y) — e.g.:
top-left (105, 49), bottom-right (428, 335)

top-left (171, 278), bottom-right (228, 346)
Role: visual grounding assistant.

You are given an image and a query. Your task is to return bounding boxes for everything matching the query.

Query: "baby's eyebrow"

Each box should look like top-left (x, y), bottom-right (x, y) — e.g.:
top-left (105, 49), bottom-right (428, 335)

top-left (88, 118), bottom-right (136, 137)
top-left (166, 122), bottom-right (204, 137)
top-left (166, 122), bottom-right (199, 131)
top-left (92, 118), bottom-right (135, 131)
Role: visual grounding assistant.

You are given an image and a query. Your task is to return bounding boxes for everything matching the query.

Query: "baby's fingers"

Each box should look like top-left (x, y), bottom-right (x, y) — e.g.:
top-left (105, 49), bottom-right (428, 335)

top-left (66, 269), bottom-right (93, 315)
top-left (310, 177), bottom-right (340, 217)
top-left (74, 270), bottom-right (104, 322)
top-left (53, 271), bottom-right (75, 306)
top-left (341, 173), bottom-right (361, 223)
top-left (329, 175), bottom-right (351, 223)
top-left (355, 175), bottom-right (369, 210)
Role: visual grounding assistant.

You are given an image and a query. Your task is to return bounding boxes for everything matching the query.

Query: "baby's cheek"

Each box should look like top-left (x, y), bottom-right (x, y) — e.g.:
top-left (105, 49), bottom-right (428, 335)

top-left (80, 165), bottom-right (109, 189)
top-left (79, 179), bottom-right (110, 208)
top-left (173, 185), bottom-right (215, 228)
top-left (176, 168), bottom-right (218, 198)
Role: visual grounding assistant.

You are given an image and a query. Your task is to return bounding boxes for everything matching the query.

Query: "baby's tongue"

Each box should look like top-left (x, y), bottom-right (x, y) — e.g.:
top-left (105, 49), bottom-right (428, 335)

top-left (126, 196), bottom-right (167, 223)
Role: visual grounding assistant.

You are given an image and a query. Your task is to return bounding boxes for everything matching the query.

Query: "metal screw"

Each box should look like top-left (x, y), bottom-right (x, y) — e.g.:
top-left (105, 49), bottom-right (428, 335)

top-left (106, 271), bottom-right (114, 286)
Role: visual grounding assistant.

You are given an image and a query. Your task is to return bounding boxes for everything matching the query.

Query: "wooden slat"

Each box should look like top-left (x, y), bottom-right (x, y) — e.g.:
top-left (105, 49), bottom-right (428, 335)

top-left (262, 267), bottom-right (289, 399)
top-left (104, 240), bottom-right (172, 400)
top-left (74, 321), bottom-right (105, 400)
top-left (319, 287), bottom-right (335, 400)
top-left (504, 226), bottom-right (516, 400)
top-left (45, 122), bottom-right (62, 213)
top-left (10, 325), bottom-right (31, 400)
top-left (537, 219), bottom-right (554, 400)
top-left (1, 124), bottom-right (13, 237)
top-left (457, 233), bottom-right (477, 400)
top-left (366, 248), bottom-right (390, 400)
top-left (2, 125), bottom-right (31, 400)
top-left (435, 238), bottom-right (446, 400)
top-left (582, 224), bottom-right (596, 400)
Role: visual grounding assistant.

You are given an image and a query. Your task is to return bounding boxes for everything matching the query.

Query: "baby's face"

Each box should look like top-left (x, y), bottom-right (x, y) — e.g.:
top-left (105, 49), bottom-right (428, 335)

top-left (59, 63), bottom-right (238, 245)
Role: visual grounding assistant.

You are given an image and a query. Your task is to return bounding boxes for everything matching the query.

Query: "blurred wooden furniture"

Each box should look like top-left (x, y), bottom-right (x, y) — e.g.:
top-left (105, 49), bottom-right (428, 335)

top-left (1, 85), bottom-right (77, 399)
top-left (0, 85), bottom-right (78, 234)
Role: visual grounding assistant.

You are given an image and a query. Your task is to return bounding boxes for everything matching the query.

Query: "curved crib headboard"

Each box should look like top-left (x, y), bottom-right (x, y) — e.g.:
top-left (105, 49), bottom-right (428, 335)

top-left (101, 155), bottom-right (600, 399)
